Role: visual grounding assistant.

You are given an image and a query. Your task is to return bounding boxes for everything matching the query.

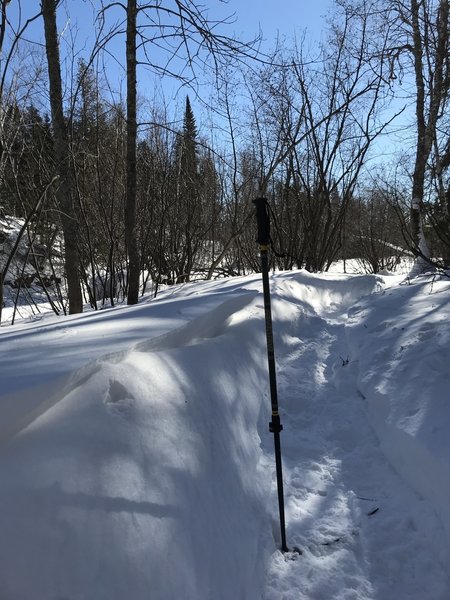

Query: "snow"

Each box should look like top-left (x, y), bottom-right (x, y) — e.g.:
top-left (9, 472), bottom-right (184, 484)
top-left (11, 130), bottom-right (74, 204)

top-left (1, 269), bottom-right (450, 599)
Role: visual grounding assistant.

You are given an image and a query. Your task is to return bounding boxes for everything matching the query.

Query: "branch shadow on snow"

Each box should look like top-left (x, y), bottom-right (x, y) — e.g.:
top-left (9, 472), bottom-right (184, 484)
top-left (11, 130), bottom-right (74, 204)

top-left (4, 481), bottom-right (180, 519)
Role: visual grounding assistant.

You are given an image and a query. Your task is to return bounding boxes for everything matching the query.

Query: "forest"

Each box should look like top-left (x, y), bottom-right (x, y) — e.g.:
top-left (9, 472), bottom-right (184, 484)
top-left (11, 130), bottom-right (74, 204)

top-left (0, 0), bottom-right (449, 321)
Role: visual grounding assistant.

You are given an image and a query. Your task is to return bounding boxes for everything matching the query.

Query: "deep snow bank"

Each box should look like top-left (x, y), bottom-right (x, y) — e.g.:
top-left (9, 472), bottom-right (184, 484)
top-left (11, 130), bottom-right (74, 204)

top-left (0, 287), bottom-right (277, 600)
top-left (346, 273), bottom-right (450, 546)
top-left (0, 278), bottom-right (258, 444)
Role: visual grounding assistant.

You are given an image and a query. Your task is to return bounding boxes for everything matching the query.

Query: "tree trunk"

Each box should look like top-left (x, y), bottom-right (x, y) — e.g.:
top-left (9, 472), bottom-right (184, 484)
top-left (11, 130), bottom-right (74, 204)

top-left (408, 0), bottom-right (448, 271)
top-left (410, 0), bottom-right (427, 254)
top-left (125, 0), bottom-right (140, 304)
top-left (41, 0), bottom-right (82, 313)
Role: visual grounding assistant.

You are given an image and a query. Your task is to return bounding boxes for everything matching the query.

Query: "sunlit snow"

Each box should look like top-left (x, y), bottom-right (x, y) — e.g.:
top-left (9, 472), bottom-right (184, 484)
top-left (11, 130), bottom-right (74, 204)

top-left (1, 268), bottom-right (449, 599)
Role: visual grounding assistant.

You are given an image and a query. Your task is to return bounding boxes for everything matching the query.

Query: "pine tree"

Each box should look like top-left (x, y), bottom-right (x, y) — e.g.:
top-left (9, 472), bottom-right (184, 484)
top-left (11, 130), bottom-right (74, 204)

top-left (174, 96), bottom-right (200, 282)
top-left (180, 96), bottom-right (198, 188)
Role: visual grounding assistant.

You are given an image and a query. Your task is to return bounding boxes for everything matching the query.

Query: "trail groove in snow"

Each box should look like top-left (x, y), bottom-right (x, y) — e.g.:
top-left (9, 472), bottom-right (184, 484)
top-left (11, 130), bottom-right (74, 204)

top-left (262, 274), bottom-right (449, 599)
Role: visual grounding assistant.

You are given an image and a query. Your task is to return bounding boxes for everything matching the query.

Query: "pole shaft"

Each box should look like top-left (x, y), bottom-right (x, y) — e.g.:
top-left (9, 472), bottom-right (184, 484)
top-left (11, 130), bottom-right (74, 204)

top-left (260, 250), bottom-right (279, 411)
top-left (273, 424), bottom-right (288, 552)
top-left (260, 247), bottom-right (288, 553)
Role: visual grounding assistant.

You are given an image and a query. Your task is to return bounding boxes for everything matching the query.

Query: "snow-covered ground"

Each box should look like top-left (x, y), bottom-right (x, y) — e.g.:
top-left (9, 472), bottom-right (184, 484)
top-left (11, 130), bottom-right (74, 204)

top-left (1, 268), bottom-right (449, 599)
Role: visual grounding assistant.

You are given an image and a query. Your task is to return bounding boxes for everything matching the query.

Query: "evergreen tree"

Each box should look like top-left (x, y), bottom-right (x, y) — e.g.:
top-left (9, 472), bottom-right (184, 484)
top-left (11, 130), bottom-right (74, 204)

top-left (174, 95), bottom-right (200, 282)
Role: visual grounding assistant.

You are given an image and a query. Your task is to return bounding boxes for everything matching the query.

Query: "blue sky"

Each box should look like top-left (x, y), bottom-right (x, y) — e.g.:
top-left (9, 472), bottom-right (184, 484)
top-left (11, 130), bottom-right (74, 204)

top-left (8, 1), bottom-right (330, 59)
top-left (223, 0), bottom-right (330, 43)
top-left (5, 0), bottom-right (335, 133)
top-left (6, 1), bottom-right (330, 91)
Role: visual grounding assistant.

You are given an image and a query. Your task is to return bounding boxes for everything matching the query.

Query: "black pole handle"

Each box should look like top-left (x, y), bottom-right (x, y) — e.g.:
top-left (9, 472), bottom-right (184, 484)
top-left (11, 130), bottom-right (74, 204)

top-left (253, 197), bottom-right (270, 246)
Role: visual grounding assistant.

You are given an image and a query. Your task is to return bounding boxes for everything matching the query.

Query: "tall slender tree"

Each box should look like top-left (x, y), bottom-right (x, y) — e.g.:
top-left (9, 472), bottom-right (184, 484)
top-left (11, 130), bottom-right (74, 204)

top-left (176, 96), bottom-right (200, 282)
top-left (125, 0), bottom-right (140, 304)
top-left (41, 0), bottom-right (82, 313)
top-left (408, 0), bottom-right (449, 269)
top-left (376, 0), bottom-right (450, 269)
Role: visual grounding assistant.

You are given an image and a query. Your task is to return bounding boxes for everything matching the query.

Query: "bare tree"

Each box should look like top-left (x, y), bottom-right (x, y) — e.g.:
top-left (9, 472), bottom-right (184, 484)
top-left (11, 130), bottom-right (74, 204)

top-left (96, 0), bottom-right (259, 302)
top-left (205, 79), bottom-right (260, 279)
top-left (243, 2), bottom-right (399, 271)
top-left (0, 1), bottom-right (56, 319)
top-left (383, 0), bottom-right (450, 269)
top-left (41, 0), bottom-right (83, 313)
top-left (349, 186), bottom-right (410, 274)
top-left (125, 0), bottom-right (140, 304)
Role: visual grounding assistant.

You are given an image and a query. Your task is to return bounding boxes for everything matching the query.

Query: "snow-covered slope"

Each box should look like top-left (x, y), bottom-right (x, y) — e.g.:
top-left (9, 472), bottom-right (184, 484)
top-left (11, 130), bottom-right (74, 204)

top-left (346, 274), bottom-right (450, 559)
top-left (0, 270), bottom-right (449, 599)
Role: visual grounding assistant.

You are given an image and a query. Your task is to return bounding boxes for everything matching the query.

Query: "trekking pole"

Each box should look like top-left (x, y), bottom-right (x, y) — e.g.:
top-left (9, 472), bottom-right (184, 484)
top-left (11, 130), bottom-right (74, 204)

top-left (253, 196), bottom-right (289, 553)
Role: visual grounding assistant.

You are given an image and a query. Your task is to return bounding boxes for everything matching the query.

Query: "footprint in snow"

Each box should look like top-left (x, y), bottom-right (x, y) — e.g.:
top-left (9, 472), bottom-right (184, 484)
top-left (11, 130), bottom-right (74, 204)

top-left (104, 380), bottom-right (135, 417)
top-left (417, 322), bottom-right (437, 341)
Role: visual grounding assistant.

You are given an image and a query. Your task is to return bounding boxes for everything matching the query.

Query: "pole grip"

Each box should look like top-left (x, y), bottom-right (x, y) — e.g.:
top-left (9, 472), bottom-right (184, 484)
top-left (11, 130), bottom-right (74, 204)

top-left (253, 197), bottom-right (270, 246)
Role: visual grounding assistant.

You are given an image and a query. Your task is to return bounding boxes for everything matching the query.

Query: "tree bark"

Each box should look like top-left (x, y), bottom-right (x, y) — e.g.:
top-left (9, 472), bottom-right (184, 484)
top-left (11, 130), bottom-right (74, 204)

top-left (125, 0), bottom-right (140, 304)
top-left (41, 0), bottom-right (82, 313)
top-left (409, 0), bottom-right (448, 266)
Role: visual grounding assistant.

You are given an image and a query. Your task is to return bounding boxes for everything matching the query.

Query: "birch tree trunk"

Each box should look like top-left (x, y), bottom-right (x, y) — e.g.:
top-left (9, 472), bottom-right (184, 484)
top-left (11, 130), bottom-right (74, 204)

top-left (408, 0), bottom-right (448, 271)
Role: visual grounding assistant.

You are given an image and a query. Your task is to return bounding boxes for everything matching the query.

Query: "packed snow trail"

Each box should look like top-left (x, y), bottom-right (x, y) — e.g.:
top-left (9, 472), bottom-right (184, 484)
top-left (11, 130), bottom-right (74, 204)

top-left (262, 273), bottom-right (450, 599)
